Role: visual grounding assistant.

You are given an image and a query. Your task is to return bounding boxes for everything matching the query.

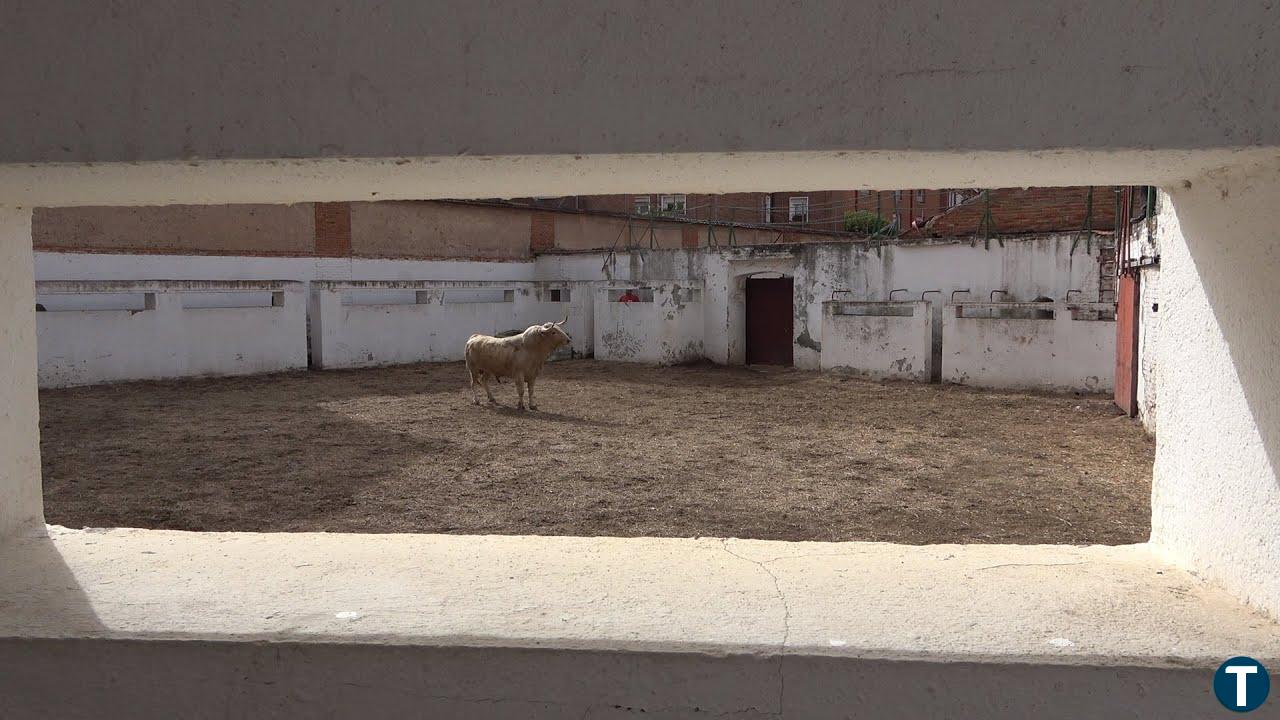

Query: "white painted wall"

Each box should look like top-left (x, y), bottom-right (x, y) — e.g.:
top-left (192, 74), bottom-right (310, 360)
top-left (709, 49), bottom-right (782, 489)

top-left (1136, 265), bottom-right (1162, 433)
top-left (619, 236), bottom-right (1106, 371)
top-left (533, 252), bottom-right (623, 283)
top-left (942, 302), bottom-right (1115, 393)
top-left (36, 281), bottom-right (308, 388)
top-left (310, 281), bottom-right (591, 369)
top-left (0, 210), bottom-right (42, 538)
top-left (594, 283), bottom-right (705, 365)
top-left (1150, 168), bottom-right (1280, 618)
top-left (820, 301), bottom-right (934, 382)
top-left (34, 239), bottom-right (1109, 389)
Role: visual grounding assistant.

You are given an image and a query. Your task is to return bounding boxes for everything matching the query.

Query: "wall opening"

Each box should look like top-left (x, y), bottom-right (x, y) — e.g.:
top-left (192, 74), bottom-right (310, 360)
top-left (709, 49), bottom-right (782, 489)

top-left (745, 276), bottom-right (794, 366)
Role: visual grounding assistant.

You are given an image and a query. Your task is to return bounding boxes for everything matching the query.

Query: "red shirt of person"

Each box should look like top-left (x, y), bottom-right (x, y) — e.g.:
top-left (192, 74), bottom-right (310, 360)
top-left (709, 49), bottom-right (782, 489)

top-left (618, 289), bottom-right (641, 303)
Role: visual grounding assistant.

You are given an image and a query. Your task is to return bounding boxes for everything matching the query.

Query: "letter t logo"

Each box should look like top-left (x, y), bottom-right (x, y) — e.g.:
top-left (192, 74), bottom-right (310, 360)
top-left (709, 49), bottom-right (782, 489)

top-left (1226, 665), bottom-right (1259, 708)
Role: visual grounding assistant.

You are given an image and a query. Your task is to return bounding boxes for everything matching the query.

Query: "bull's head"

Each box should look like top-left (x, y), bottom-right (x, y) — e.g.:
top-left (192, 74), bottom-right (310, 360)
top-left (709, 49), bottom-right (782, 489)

top-left (538, 315), bottom-right (571, 350)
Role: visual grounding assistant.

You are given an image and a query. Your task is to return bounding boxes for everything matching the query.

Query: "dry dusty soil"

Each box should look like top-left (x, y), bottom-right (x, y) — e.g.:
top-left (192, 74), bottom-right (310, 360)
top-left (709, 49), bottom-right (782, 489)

top-left (40, 360), bottom-right (1154, 544)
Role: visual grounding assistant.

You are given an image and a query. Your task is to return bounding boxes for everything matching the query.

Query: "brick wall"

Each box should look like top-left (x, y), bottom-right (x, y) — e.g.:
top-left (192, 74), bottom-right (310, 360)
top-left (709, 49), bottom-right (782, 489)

top-left (530, 212), bottom-right (556, 251)
top-left (681, 226), bottom-right (700, 248)
top-left (313, 202), bottom-right (352, 256)
top-left (924, 187), bottom-right (1119, 237)
top-left (32, 204), bottom-right (315, 256)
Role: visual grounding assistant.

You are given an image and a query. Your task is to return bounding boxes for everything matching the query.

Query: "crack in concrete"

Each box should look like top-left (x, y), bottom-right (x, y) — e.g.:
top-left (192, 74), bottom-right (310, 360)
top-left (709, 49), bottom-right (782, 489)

top-left (721, 539), bottom-right (790, 718)
top-left (749, 550), bottom-right (875, 565)
top-left (974, 561), bottom-right (1088, 571)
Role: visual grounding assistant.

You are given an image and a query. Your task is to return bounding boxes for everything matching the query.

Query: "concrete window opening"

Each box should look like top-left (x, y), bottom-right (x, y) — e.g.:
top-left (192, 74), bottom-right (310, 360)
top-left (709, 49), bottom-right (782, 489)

top-left (541, 287), bottom-right (571, 303)
top-left (18, 201), bottom-right (1176, 713)
top-left (180, 291), bottom-right (279, 309)
top-left (343, 288), bottom-right (420, 306)
top-left (955, 303), bottom-right (1056, 320)
top-left (34, 292), bottom-right (152, 312)
top-left (832, 303), bottom-right (916, 318)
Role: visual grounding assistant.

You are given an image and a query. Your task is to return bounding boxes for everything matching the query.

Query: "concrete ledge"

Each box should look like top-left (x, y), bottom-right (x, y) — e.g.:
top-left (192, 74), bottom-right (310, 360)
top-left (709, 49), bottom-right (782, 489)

top-left (1, 529), bottom-right (1277, 717)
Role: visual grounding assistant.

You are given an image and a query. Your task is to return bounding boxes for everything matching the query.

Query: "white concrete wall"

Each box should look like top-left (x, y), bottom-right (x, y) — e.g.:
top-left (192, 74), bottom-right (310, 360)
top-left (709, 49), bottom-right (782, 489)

top-left (34, 241), bottom-right (1108, 389)
top-left (594, 283), bottom-right (705, 365)
top-left (0, 209), bottom-right (42, 538)
top-left (1136, 264), bottom-right (1162, 434)
top-left (942, 302), bottom-right (1115, 393)
top-left (1150, 167), bottom-right (1280, 618)
top-left (35, 281), bottom-right (308, 388)
top-left (820, 301), bottom-right (934, 382)
top-left (311, 281), bottom-right (592, 369)
top-left (620, 236), bottom-right (1106, 371)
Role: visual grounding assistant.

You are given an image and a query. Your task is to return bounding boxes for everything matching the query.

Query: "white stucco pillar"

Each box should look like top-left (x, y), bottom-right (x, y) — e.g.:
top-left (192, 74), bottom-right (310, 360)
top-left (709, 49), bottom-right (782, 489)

top-left (1150, 162), bottom-right (1280, 617)
top-left (0, 207), bottom-right (43, 538)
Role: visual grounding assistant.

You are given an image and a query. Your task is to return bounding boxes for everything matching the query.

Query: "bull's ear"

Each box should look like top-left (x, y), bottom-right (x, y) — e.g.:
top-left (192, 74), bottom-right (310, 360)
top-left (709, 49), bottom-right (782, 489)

top-left (541, 322), bottom-right (554, 330)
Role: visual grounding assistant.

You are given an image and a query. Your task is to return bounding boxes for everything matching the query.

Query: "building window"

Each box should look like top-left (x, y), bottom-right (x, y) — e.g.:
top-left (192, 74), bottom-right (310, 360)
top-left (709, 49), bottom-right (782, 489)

top-left (634, 196), bottom-right (652, 215)
top-left (789, 196), bottom-right (810, 223)
top-left (763, 195), bottom-right (772, 222)
top-left (659, 194), bottom-right (686, 216)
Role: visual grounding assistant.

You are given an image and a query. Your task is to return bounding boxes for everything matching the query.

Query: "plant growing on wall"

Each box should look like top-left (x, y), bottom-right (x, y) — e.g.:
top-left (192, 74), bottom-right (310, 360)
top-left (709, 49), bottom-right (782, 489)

top-left (844, 210), bottom-right (892, 234)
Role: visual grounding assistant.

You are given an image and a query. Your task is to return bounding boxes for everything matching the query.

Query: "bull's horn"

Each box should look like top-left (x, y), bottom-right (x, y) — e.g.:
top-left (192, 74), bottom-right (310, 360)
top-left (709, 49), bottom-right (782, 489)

top-left (557, 314), bottom-right (568, 326)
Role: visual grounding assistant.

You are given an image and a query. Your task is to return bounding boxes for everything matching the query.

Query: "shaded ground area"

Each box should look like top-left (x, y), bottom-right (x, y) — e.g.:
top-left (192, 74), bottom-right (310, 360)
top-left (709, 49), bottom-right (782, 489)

top-left (40, 361), bottom-right (1154, 544)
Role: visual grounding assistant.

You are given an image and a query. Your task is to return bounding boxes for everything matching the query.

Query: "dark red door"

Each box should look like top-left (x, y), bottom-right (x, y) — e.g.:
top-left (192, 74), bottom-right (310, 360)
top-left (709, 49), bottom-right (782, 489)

top-left (746, 277), bottom-right (794, 366)
top-left (1114, 273), bottom-right (1140, 415)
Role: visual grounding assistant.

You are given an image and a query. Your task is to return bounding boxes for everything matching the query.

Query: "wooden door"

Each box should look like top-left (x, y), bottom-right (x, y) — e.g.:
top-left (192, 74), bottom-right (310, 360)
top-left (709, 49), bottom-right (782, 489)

top-left (746, 277), bottom-right (794, 366)
top-left (1114, 273), bottom-right (1140, 415)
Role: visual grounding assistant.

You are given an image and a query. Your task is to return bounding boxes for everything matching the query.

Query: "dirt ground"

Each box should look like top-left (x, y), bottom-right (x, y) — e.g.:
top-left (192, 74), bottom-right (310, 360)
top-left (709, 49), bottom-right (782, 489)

top-left (39, 360), bottom-right (1154, 544)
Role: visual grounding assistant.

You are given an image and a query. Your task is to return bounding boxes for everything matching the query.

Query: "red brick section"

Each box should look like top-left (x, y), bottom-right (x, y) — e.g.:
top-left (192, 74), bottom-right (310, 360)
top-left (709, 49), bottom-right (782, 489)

top-left (314, 202), bottom-right (352, 256)
top-left (924, 187), bottom-right (1119, 236)
top-left (681, 226), bottom-right (700, 248)
top-left (529, 212), bottom-right (556, 251)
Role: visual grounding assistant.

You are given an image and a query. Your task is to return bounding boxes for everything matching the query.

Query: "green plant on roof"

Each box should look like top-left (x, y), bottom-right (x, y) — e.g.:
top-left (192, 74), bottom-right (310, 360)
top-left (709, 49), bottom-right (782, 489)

top-left (844, 210), bottom-right (893, 234)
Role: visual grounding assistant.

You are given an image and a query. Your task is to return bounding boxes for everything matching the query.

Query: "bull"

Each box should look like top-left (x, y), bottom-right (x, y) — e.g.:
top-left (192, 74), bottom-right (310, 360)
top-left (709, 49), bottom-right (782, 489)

top-left (465, 317), bottom-right (571, 410)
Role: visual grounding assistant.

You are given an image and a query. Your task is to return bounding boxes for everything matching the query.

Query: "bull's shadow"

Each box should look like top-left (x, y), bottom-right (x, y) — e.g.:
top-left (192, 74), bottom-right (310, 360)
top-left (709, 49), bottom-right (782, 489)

top-left (476, 404), bottom-right (621, 429)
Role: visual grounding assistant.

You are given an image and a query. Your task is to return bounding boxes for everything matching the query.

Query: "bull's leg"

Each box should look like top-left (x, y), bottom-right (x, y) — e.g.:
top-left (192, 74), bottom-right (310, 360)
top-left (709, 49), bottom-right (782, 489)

top-left (466, 357), bottom-right (480, 405)
top-left (480, 373), bottom-right (498, 404)
top-left (514, 376), bottom-right (526, 411)
top-left (526, 375), bottom-right (538, 411)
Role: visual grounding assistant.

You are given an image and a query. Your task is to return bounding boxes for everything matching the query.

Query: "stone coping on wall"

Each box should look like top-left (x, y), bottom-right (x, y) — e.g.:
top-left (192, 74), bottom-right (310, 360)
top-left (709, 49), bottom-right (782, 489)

top-left (35, 279), bottom-right (305, 293)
